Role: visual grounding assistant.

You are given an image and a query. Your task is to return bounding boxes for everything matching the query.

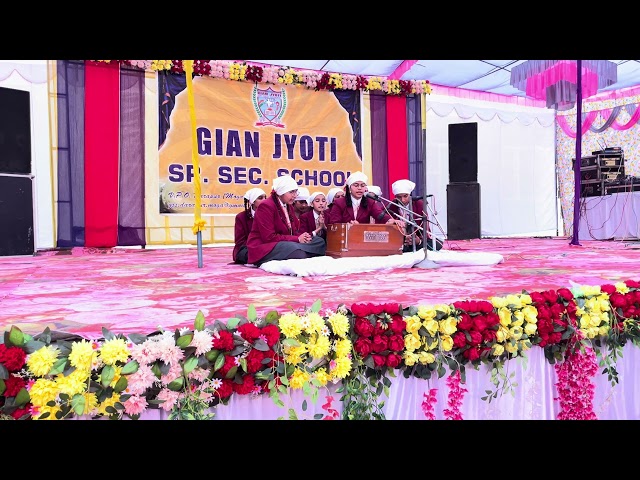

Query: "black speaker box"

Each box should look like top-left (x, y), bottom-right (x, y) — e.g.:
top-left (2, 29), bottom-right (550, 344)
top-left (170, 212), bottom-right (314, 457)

top-left (0, 175), bottom-right (34, 256)
top-left (0, 87), bottom-right (32, 175)
top-left (447, 182), bottom-right (481, 240)
top-left (448, 122), bottom-right (477, 183)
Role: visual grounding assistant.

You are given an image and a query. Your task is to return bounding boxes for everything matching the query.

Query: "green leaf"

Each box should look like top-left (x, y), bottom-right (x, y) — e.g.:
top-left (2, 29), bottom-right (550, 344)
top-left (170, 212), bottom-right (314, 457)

top-left (176, 333), bottom-right (193, 348)
top-left (265, 310), bottom-right (279, 324)
top-left (127, 333), bottom-right (148, 345)
top-left (71, 394), bottom-right (86, 416)
top-left (0, 364), bottom-right (8, 381)
top-left (8, 326), bottom-right (25, 347)
top-left (120, 359), bottom-right (139, 375)
top-left (288, 408), bottom-right (298, 420)
top-left (23, 340), bottom-right (46, 354)
top-left (247, 304), bottom-right (258, 322)
top-left (310, 299), bottom-right (322, 313)
top-left (213, 354), bottom-right (225, 372)
top-left (194, 310), bottom-right (206, 331)
top-left (253, 338), bottom-right (270, 352)
top-left (226, 317), bottom-right (240, 330)
top-left (167, 377), bottom-right (184, 391)
top-left (101, 364), bottom-right (115, 387)
top-left (205, 349), bottom-right (220, 362)
top-left (225, 366), bottom-right (238, 379)
top-left (113, 376), bottom-right (128, 393)
top-left (15, 387), bottom-right (30, 407)
top-left (48, 357), bottom-right (68, 376)
top-left (0, 378), bottom-right (5, 394)
top-left (183, 356), bottom-right (199, 374)
top-left (239, 358), bottom-right (248, 373)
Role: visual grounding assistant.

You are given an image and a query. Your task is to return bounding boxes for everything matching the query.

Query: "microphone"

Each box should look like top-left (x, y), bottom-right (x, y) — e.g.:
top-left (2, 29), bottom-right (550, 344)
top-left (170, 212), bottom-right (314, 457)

top-left (364, 192), bottom-right (380, 201)
top-left (424, 194), bottom-right (434, 198)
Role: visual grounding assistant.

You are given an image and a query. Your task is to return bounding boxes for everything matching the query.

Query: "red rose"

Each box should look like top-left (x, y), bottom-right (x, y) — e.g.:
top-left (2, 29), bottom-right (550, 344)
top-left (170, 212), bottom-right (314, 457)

top-left (384, 303), bottom-right (400, 315)
top-left (387, 333), bottom-right (405, 352)
top-left (473, 316), bottom-right (489, 332)
top-left (386, 352), bottom-right (403, 368)
top-left (217, 379), bottom-right (234, 399)
top-left (372, 354), bottom-right (387, 368)
top-left (530, 292), bottom-right (545, 304)
top-left (485, 311), bottom-right (500, 327)
top-left (477, 300), bottom-right (494, 313)
top-left (457, 313), bottom-right (473, 331)
top-left (466, 347), bottom-right (480, 361)
top-left (371, 304), bottom-right (385, 315)
top-left (237, 322), bottom-right (261, 343)
top-left (453, 331), bottom-right (467, 348)
top-left (371, 334), bottom-right (389, 353)
top-left (245, 348), bottom-right (265, 374)
top-left (469, 330), bottom-right (483, 346)
top-left (260, 324), bottom-right (280, 347)
top-left (372, 322), bottom-right (387, 336)
top-left (212, 330), bottom-right (234, 351)
top-left (625, 279), bottom-right (640, 288)
top-left (549, 332), bottom-right (562, 344)
top-left (389, 315), bottom-right (406, 333)
top-left (0, 344), bottom-right (26, 372)
top-left (354, 337), bottom-right (373, 358)
top-left (542, 290), bottom-right (558, 303)
top-left (217, 355), bottom-right (237, 377)
top-left (354, 317), bottom-right (374, 337)
top-left (482, 329), bottom-right (497, 343)
top-left (536, 304), bottom-right (550, 319)
top-left (10, 405), bottom-right (30, 420)
top-left (351, 303), bottom-right (373, 317)
top-left (601, 284), bottom-right (616, 295)
top-left (610, 292), bottom-right (627, 308)
top-left (233, 374), bottom-right (256, 395)
top-left (4, 374), bottom-right (26, 397)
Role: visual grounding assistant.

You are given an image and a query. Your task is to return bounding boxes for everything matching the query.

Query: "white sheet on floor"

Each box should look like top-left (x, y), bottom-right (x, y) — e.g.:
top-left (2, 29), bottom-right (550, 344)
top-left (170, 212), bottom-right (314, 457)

top-left (259, 249), bottom-right (504, 276)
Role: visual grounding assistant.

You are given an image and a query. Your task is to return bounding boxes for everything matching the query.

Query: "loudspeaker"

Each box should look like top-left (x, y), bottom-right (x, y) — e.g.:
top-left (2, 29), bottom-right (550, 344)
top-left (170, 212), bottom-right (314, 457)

top-left (448, 122), bottom-right (477, 183)
top-left (0, 175), bottom-right (34, 256)
top-left (0, 87), bottom-right (31, 175)
top-left (447, 182), bottom-right (481, 240)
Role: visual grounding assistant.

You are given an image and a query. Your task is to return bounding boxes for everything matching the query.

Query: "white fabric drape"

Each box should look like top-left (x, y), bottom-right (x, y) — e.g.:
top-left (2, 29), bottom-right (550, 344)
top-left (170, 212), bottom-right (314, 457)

top-left (425, 94), bottom-right (558, 238)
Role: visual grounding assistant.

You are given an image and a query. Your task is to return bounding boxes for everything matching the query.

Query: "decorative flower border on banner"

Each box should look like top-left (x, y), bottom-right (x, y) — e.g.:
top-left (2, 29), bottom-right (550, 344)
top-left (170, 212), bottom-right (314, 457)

top-left (90, 60), bottom-right (432, 96)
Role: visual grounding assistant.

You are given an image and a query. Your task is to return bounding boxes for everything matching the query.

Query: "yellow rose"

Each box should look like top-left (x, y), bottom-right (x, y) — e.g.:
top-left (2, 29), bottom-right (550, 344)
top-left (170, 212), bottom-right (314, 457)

top-left (490, 296), bottom-right (507, 308)
top-left (440, 335), bottom-right (453, 352)
top-left (403, 351), bottom-right (418, 366)
top-left (498, 307), bottom-right (512, 327)
top-left (616, 282), bottom-right (630, 294)
top-left (522, 305), bottom-right (538, 323)
top-left (505, 294), bottom-right (522, 309)
top-left (492, 344), bottom-right (505, 356)
top-left (509, 326), bottom-right (523, 341)
top-left (424, 318), bottom-right (439, 336)
top-left (439, 318), bottom-right (457, 336)
top-left (404, 333), bottom-right (422, 352)
top-left (524, 322), bottom-right (537, 336)
top-left (505, 342), bottom-right (518, 354)
top-left (598, 325), bottom-right (610, 337)
top-left (417, 351), bottom-right (436, 364)
top-left (417, 305), bottom-right (436, 320)
top-left (405, 315), bottom-right (423, 334)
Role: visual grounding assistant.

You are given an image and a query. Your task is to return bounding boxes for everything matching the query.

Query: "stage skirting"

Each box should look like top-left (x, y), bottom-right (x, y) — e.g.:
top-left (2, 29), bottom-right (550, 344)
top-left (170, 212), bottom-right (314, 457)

top-left (116, 345), bottom-right (639, 420)
top-left (579, 191), bottom-right (640, 241)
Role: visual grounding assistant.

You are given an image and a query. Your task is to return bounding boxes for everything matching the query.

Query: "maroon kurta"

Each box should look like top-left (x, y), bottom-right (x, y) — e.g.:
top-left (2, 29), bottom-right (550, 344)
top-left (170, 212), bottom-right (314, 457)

top-left (246, 196), bottom-right (300, 265)
top-left (233, 210), bottom-right (253, 262)
top-left (328, 196), bottom-right (390, 225)
top-left (298, 210), bottom-right (326, 239)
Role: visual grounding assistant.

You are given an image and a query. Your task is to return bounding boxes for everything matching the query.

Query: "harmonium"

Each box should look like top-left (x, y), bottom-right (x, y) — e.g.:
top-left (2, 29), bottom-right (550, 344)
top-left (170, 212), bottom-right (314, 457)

top-left (326, 223), bottom-right (404, 258)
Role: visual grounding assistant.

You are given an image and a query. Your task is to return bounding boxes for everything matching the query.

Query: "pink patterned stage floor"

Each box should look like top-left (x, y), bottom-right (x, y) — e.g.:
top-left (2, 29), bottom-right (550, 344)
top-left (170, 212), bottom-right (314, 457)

top-left (1, 237), bottom-right (639, 339)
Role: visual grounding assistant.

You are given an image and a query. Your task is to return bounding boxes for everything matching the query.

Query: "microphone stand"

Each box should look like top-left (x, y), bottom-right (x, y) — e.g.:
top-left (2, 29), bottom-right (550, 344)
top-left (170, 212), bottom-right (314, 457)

top-left (370, 194), bottom-right (439, 269)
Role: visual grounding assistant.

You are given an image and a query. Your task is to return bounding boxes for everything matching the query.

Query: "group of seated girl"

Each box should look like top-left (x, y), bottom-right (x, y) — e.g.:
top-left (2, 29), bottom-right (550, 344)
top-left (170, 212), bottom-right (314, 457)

top-left (233, 172), bottom-right (408, 266)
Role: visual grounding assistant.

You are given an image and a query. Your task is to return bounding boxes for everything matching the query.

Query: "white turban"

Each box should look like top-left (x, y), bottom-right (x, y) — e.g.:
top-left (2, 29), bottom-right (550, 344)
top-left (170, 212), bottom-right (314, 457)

top-left (272, 175), bottom-right (299, 196)
top-left (244, 187), bottom-right (266, 205)
top-left (392, 179), bottom-right (416, 196)
top-left (367, 185), bottom-right (382, 196)
top-left (346, 171), bottom-right (368, 187)
top-left (308, 191), bottom-right (325, 205)
top-left (327, 187), bottom-right (344, 204)
top-left (295, 187), bottom-right (310, 201)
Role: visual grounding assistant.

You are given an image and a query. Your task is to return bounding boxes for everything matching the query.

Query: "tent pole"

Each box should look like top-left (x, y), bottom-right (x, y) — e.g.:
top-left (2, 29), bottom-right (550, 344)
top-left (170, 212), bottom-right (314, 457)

top-left (570, 60), bottom-right (583, 246)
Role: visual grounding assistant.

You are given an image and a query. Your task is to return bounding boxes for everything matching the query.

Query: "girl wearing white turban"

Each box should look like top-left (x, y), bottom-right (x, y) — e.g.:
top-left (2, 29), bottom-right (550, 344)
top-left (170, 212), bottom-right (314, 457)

top-left (233, 188), bottom-right (267, 264)
top-left (246, 175), bottom-right (326, 266)
top-left (328, 171), bottom-right (402, 227)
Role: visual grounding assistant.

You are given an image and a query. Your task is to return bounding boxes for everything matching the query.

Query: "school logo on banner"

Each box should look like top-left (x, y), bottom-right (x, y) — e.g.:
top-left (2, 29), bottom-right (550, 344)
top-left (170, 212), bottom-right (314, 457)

top-left (253, 85), bottom-right (286, 127)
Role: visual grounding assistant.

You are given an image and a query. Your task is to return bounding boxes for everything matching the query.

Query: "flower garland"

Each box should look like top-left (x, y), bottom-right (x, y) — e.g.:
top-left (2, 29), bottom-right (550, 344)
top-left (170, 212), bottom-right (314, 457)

top-left (89, 60), bottom-right (432, 97)
top-left (3, 279), bottom-right (640, 420)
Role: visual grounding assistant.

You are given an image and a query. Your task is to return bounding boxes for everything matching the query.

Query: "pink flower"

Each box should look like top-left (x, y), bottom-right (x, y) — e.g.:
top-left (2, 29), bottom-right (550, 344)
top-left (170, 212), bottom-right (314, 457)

top-left (123, 394), bottom-right (149, 416)
top-left (190, 330), bottom-right (213, 356)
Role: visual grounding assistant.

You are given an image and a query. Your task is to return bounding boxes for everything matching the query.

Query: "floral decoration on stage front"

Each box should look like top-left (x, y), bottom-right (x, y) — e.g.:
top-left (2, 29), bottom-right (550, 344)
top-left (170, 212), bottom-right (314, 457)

top-left (3, 279), bottom-right (640, 420)
top-left (89, 60), bottom-right (431, 97)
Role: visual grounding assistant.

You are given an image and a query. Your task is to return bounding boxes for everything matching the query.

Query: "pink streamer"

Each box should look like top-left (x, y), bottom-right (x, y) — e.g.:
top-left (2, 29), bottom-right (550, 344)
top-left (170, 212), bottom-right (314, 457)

top-left (525, 61), bottom-right (600, 100)
top-left (611, 105), bottom-right (640, 130)
top-left (556, 111), bottom-right (598, 138)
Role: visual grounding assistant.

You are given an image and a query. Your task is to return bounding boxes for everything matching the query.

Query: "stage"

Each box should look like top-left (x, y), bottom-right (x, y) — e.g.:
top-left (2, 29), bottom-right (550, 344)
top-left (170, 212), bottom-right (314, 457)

top-left (2, 237), bottom-right (640, 339)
